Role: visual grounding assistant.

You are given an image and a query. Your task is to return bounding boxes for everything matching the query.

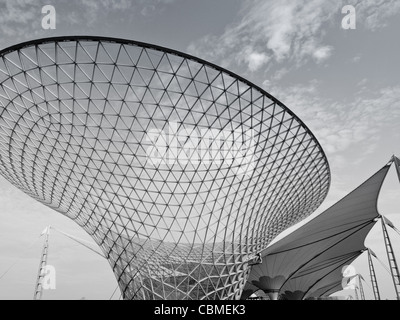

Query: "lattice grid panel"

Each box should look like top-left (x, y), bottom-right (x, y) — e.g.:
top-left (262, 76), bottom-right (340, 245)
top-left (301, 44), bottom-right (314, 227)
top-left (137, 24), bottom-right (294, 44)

top-left (0, 37), bottom-right (330, 300)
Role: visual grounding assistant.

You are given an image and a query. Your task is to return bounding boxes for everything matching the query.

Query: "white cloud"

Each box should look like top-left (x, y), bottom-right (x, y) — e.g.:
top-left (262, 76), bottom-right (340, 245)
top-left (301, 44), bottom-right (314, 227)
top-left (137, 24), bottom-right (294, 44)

top-left (141, 5), bottom-right (156, 16)
top-left (244, 51), bottom-right (270, 72)
top-left (188, 0), bottom-right (340, 71)
top-left (261, 1), bottom-right (297, 61)
top-left (356, 0), bottom-right (400, 31)
top-left (264, 82), bottom-right (400, 216)
top-left (271, 67), bottom-right (289, 81)
top-left (0, 0), bottom-right (41, 37)
top-left (356, 78), bottom-right (368, 87)
top-left (188, 0), bottom-right (400, 72)
top-left (268, 83), bottom-right (400, 167)
top-left (312, 46), bottom-right (334, 63)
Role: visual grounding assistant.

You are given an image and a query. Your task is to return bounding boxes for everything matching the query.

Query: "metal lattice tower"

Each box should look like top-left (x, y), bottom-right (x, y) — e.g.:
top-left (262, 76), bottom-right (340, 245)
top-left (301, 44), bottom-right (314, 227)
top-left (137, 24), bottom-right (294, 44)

top-left (33, 226), bottom-right (50, 300)
top-left (381, 217), bottom-right (400, 300)
top-left (354, 286), bottom-right (359, 300)
top-left (367, 249), bottom-right (381, 300)
top-left (0, 37), bottom-right (330, 300)
top-left (357, 275), bottom-right (365, 300)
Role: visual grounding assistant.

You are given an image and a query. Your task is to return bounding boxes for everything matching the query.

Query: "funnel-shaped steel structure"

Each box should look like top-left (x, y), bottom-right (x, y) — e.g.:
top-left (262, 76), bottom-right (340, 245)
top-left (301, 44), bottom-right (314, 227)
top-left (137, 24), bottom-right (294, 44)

top-left (0, 37), bottom-right (330, 299)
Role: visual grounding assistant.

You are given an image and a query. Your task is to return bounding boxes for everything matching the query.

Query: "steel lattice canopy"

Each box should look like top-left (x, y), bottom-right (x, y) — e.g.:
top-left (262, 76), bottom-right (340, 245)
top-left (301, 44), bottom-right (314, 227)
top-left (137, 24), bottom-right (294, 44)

top-left (0, 36), bottom-right (330, 300)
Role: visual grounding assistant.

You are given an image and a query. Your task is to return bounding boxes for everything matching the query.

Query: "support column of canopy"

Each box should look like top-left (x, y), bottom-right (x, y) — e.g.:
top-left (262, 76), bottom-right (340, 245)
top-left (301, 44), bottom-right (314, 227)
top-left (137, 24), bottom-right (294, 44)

top-left (264, 290), bottom-right (280, 300)
top-left (357, 275), bottom-right (365, 300)
top-left (367, 249), bottom-right (381, 300)
top-left (33, 226), bottom-right (51, 300)
top-left (380, 216), bottom-right (400, 300)
top-left (382, 215), bottom-right (400, 237)
top-left (354, 285), bottom-right (359, 300)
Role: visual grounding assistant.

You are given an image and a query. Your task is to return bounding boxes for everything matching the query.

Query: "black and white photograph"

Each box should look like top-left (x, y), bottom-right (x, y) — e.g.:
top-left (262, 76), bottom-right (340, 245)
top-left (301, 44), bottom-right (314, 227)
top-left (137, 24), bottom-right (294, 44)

top-left (0, 0), bottom-right (399, 306)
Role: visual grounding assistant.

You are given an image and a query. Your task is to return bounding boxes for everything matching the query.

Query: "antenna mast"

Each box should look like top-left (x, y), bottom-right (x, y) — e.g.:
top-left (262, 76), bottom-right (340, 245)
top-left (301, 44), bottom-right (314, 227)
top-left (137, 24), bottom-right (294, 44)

top-left (33, 226), bottom-right (51, 300)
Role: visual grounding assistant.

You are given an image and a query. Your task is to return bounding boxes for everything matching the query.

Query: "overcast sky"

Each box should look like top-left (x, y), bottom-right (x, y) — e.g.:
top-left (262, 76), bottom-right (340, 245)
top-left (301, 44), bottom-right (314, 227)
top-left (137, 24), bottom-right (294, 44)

top-left (0, 0), bottom-right (400, 300)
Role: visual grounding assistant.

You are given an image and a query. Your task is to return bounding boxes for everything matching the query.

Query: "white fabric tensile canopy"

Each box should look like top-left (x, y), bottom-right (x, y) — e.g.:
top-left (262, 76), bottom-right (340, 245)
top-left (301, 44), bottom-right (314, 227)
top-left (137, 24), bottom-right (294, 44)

top-left (245, 161), bottom-right (392, 300)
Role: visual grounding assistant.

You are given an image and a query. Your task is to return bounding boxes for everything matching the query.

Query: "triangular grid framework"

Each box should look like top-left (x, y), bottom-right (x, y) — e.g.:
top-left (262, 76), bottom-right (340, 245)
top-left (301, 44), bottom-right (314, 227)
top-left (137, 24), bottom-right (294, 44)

top-left (0, 37), bottom-right (330, 300)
